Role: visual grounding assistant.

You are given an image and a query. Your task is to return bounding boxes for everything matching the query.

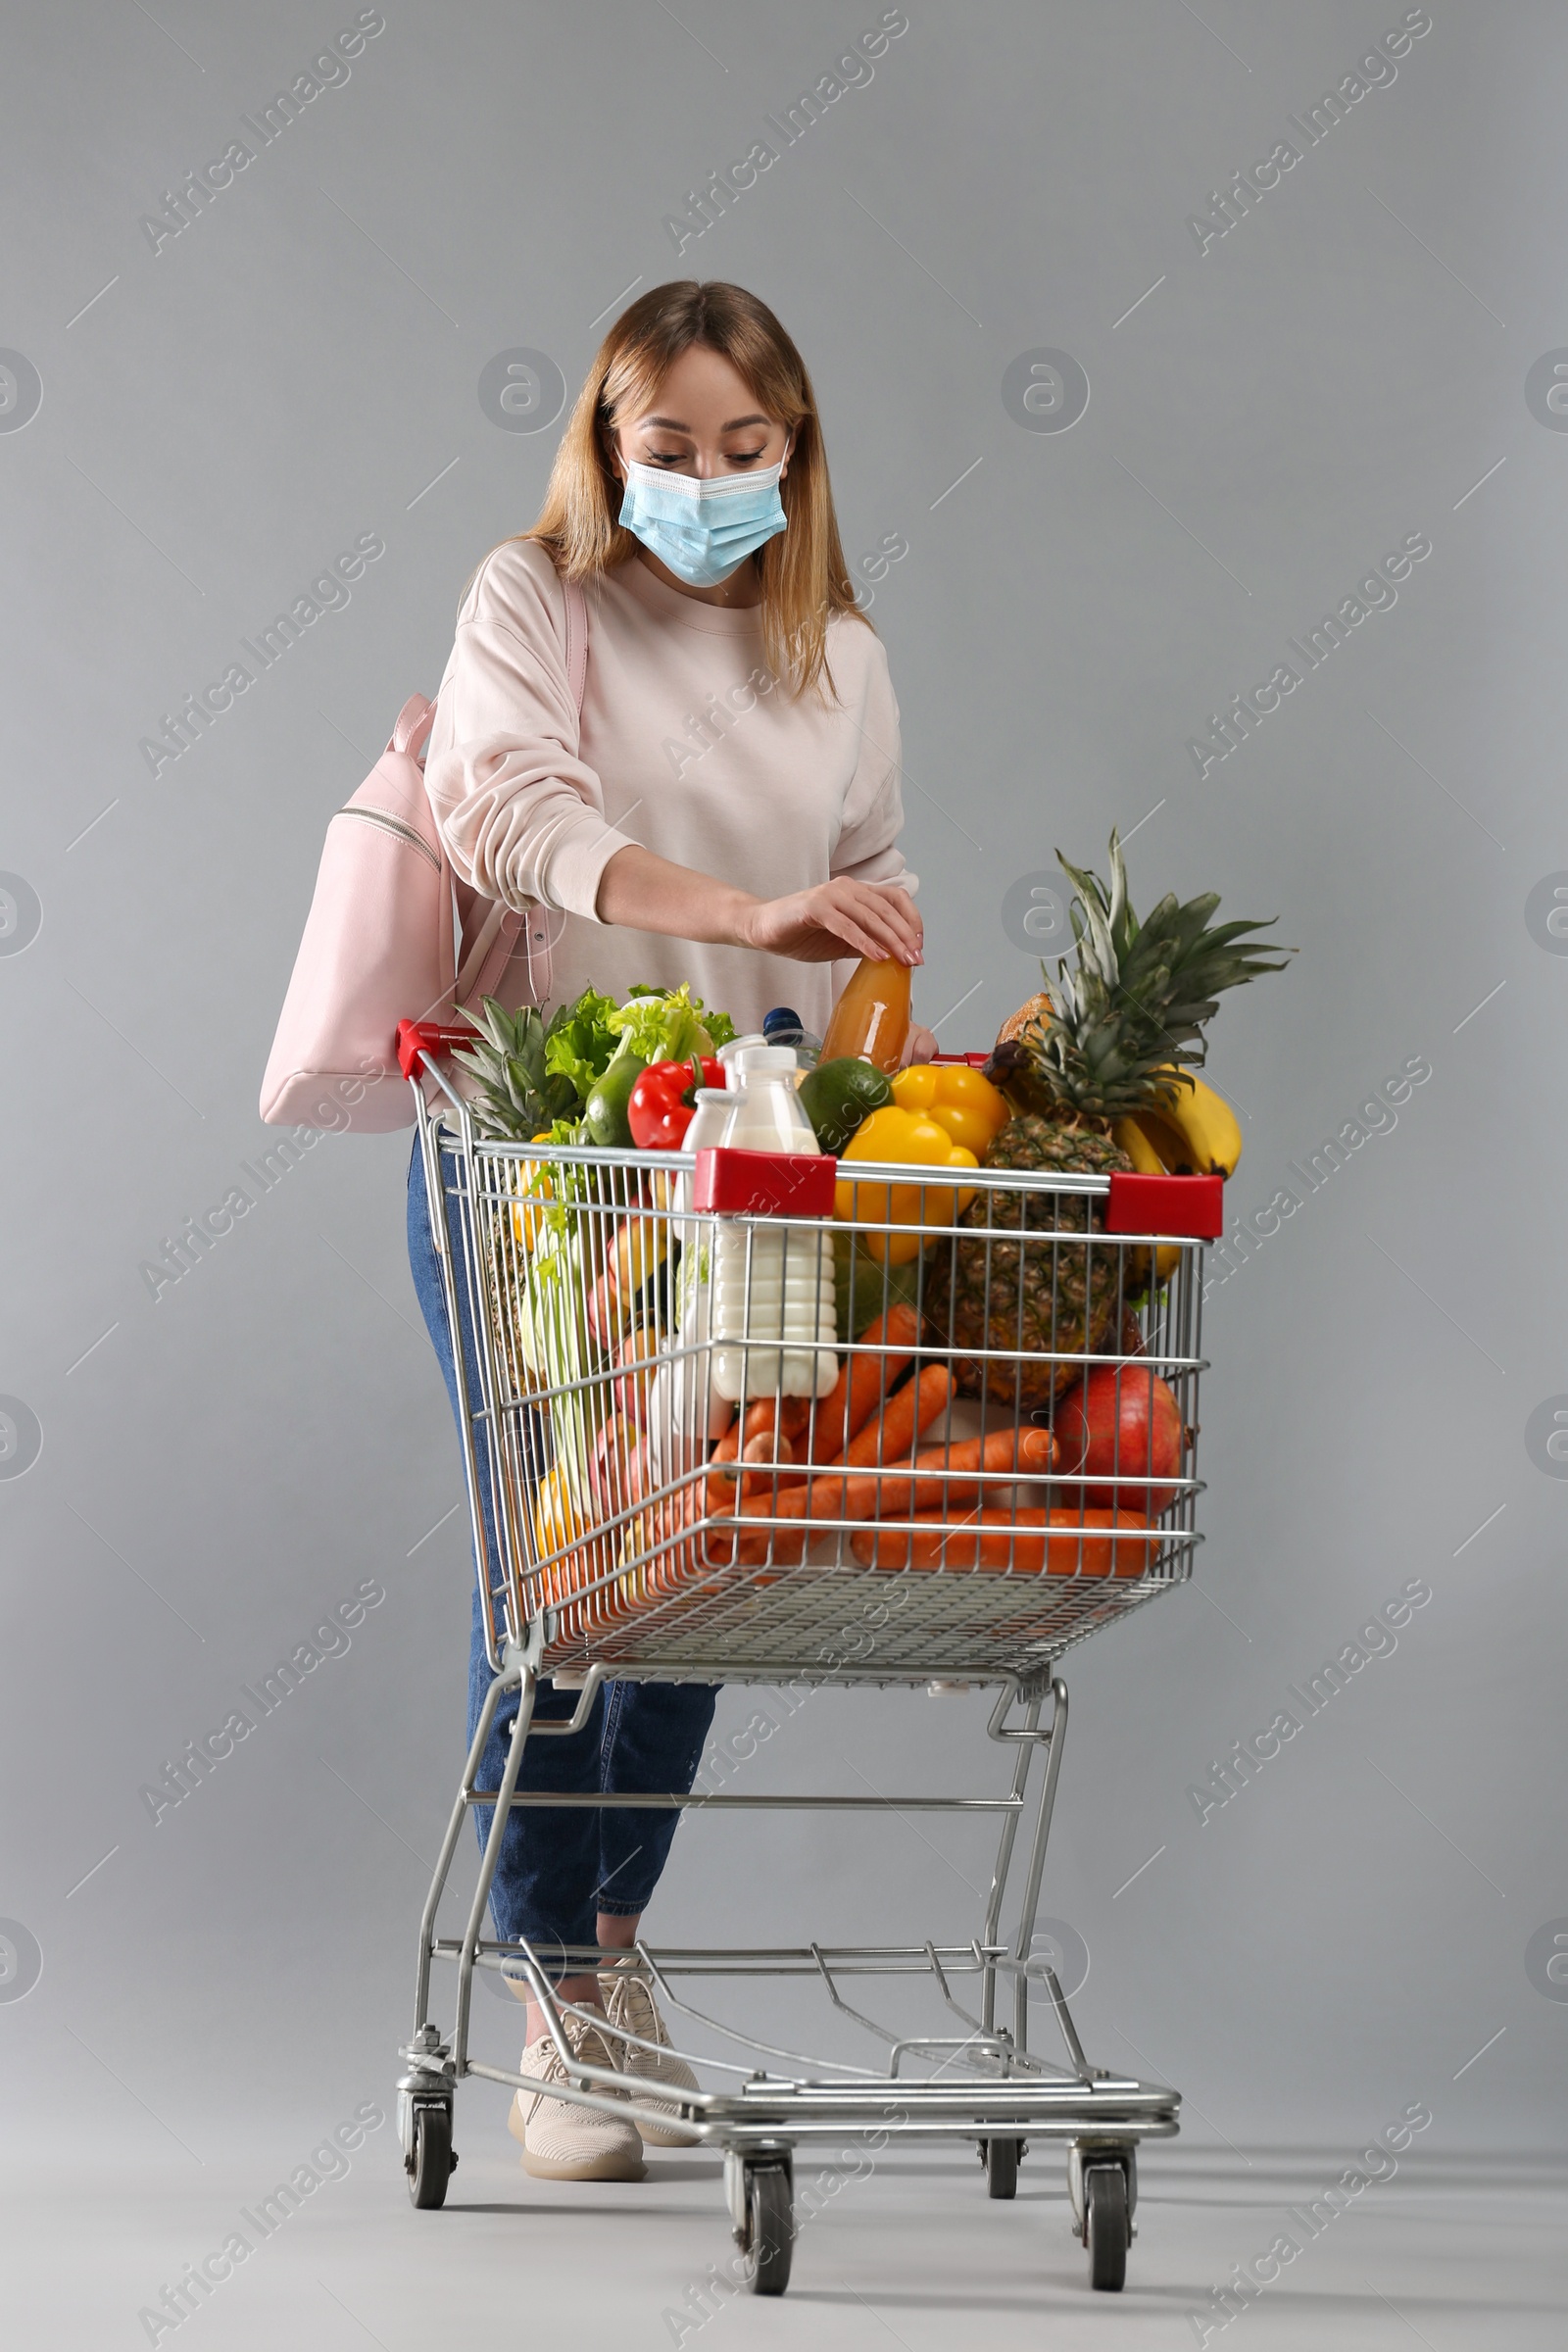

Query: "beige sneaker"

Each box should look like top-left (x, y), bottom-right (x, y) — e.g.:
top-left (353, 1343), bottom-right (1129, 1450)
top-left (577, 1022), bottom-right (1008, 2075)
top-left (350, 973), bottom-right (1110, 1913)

top-left (598, 1962), bottom-right (701, 2147)
top-left (508, 2015), bottom-right (646, 2181)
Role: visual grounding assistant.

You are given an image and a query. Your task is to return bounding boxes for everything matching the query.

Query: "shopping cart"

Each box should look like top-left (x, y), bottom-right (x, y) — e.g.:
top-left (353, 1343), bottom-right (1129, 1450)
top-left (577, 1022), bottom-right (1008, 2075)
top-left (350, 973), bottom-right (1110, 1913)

top-left (393, 1021), bottom-right (1224, 2294)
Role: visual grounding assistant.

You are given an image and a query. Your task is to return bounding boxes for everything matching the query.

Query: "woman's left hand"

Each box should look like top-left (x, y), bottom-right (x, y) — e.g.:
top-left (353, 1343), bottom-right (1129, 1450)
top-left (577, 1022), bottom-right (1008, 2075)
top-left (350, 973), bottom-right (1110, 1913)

top-left (901, 1024), bottom-right (940, 1066)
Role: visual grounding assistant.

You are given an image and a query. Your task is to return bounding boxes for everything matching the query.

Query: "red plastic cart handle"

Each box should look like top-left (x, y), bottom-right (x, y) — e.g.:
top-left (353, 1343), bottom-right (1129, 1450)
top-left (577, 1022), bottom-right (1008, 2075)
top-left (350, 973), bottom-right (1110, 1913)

top-left (1105, 1169), bottom-right (1224, 1241)
top-left (397, 1018), bottom-right (473, 1080)
top-left (693, 1148), bottom-right (838, 1216)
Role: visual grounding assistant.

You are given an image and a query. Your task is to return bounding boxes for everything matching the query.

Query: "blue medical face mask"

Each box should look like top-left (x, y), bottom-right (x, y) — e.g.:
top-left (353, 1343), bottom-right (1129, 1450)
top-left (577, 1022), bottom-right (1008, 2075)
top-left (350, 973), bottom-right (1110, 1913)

top-left (617, 456), bottom-right (788, 587)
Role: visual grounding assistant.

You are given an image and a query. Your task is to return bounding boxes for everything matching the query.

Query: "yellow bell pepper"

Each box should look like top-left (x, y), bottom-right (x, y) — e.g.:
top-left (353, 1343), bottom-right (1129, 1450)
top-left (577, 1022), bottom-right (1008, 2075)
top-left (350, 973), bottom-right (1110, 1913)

top-left (530, 1463), bottom-right (615, 1604)
top-left (890, 1063), bottom-right (1010, 1157)
top-left (508, 1135), bottom-right (558, 1249)
top-left (834, 1103), bottom-right (980, 1264)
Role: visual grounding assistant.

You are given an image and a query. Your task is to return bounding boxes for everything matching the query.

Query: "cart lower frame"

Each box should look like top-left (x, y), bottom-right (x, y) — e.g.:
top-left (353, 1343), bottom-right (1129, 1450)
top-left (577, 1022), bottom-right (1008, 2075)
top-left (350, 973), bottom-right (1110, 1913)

top-left (398, 1620), bottom-right (1178, 2292)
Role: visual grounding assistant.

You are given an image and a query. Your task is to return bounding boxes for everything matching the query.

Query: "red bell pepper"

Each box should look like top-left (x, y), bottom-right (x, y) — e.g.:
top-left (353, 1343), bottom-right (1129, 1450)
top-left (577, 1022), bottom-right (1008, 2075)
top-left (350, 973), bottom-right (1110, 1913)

top-left (627, 1055), bottom-right (727, 1150)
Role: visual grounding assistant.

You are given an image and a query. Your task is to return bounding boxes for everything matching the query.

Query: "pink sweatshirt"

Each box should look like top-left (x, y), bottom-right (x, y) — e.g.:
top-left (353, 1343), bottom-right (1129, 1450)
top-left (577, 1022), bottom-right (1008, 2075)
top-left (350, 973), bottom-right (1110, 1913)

top-left (422, 538), bottom-right (914, 1037)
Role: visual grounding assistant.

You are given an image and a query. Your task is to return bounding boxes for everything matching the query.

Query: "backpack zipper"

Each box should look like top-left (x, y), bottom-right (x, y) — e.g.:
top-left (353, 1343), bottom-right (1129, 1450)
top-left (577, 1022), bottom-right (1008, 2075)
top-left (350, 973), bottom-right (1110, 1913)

top-left (335, 804), bottom-right (441, 871)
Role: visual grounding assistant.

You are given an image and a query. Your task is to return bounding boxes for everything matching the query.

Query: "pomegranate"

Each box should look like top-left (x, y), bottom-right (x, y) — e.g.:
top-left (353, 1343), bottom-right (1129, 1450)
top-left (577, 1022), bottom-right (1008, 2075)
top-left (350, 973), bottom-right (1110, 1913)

top-left (1054, 1363), bottom-right (1188, 1512)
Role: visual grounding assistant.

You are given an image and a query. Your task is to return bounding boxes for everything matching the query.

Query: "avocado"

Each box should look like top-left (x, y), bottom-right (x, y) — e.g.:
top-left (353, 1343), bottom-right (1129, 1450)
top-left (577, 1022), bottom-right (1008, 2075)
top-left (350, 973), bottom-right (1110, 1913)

top-left (798, 1056), bottom-right (893, 1153)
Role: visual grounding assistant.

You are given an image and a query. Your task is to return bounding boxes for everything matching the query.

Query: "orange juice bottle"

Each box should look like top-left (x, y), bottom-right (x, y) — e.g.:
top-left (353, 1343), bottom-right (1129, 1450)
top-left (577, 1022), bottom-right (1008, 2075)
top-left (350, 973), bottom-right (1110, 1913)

top-left (819, 956), bottom-right (911, 1072)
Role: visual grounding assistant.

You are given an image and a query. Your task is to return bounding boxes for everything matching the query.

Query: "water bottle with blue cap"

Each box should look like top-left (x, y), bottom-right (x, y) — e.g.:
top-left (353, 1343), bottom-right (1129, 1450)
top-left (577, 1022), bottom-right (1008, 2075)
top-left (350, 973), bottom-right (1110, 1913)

top-left (761, 1005), bottom-right (822, 1068)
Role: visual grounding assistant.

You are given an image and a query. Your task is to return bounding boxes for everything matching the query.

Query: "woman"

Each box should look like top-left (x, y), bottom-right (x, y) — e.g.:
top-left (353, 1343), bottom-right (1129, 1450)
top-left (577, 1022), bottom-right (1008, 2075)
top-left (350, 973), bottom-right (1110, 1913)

top-left (409, 279), bottom-right (935, 2182)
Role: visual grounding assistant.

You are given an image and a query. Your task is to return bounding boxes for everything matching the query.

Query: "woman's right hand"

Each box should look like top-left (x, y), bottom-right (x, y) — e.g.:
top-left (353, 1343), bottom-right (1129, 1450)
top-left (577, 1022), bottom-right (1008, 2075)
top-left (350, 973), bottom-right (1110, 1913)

top-left (737, 879), bottom-right (923, 965)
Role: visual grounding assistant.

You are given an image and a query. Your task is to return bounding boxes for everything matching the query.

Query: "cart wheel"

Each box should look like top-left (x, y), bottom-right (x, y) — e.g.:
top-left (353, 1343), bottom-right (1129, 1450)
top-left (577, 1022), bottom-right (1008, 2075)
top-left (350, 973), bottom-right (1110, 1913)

top-left (408, 2106), bottom-right (454, 2210)
top-left (1085, 2164), bottom-right (1128, 2291)
top-left (983, 2137), bottom-right (1020, 2199)
top-left (742, 2163), bottom-right (794, 2295)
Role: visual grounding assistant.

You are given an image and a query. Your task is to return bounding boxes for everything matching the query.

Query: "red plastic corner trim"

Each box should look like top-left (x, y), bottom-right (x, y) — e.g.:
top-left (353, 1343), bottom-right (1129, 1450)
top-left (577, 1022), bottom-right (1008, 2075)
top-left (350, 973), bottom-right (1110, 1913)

top-left (397, 1019), bottom-right (472, 1080)
top-left (693, 1148), bottom-right (838, 1217)
top-left (1105, 1169), bottom-right (1225, 1241)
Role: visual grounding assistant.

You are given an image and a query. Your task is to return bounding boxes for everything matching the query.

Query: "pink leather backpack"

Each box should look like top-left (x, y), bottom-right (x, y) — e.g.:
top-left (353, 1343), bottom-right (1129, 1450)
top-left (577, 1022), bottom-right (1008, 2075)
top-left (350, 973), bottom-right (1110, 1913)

top-left (260, 579), bottom-right (588, 1133)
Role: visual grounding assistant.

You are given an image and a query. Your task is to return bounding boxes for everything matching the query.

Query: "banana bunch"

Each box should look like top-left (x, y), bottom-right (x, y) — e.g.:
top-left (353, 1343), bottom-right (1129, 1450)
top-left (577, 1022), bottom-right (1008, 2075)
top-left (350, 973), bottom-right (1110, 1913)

top-left (1112, 1074), bottom-right (1241, 1293)
top-left (1113, 1071), bottom-right (1243, 1181)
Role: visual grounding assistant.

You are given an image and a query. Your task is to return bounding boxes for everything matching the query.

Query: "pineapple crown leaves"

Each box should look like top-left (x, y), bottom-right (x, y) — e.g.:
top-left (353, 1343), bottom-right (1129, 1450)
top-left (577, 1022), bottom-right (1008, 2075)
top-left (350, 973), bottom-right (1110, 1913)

top-left (1013, 830), bottom-right (1293, 1118)
top-left (452, 997), bottom-right (579, 1142)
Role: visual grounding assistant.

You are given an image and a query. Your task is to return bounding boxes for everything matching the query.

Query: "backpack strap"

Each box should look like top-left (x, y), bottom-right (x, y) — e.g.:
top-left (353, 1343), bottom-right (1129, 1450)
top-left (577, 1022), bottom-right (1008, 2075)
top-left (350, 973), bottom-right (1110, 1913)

top-left (392, 693), bottom-right (436, 761)
top-left (453, 893), bottom-right (516, 1007)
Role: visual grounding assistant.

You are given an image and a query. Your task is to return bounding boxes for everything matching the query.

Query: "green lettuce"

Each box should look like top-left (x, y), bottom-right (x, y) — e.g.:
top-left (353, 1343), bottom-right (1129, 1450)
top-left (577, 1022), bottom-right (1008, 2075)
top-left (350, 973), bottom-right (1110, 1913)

top-left (607, 983), bottom-right (736, 1066)
top-left (542, 986), bottom-right (622, 1106)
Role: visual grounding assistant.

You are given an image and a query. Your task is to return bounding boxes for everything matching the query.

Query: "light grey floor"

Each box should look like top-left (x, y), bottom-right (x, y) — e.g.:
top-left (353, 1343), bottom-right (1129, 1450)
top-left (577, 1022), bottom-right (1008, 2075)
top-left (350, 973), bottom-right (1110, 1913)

top-left (10, 2133), bottom-right (1563, 2349)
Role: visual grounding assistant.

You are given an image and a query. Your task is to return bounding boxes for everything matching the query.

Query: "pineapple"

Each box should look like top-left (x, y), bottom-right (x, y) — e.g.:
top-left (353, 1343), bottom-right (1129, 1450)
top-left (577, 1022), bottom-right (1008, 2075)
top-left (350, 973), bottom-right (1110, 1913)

top-left (929, 1114), bottom-right (1132, 1408)
top-left (987, 832), bottom-right (1290, 1124)
top-left (451, 997), bottom-right (578, 1141)
top-left (928, 831), bottom-right (1290, 1406)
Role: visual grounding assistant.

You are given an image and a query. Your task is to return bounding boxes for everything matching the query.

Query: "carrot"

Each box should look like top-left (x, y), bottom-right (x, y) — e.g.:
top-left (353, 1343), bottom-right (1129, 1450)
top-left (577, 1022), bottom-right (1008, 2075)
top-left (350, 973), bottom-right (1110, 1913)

top-left (708, 1396), bottom-right (819, 1504)
top-left (720, 1467), bottom-right (914, 1564)
top-left (703, 1417), bottom-right (747, 1513)
top-left (834, 1425), bottom-right (1057, 1521)
top-left (740, 1471), bottom-right (887, 1524)
top-left (668, 1503), bottom-right (754, 1578)
top-left (833, 1365), bottom-right (954, 1472)
top-left (740, 1428), bottom-right (797, 1497)
top-left (722, 1467), bottom-right (895, 1568)
top-left (705, 1304), bottom-right (919, 1501)
top-left (773, 1446), bottom-right (1031, 1524)
top-left (909, 1426), bottom-right (1056, 1478)
top-left (672, 1358), bottom-right (1001, 1573)
top-left (723, 1441), bottom-right (975, 1564)
top-left (723, 1505), bottom-right (810, 1570)
top-left (810, 1304), bottom-right (922, 1465)
top-left (722, 1396), bottom-right (815, 1490)
top-left (737, 1312), bottom-right (923, 1491)
top-left (741, 1396), bottom-right (806, 1447)
top-left (723, 1372), bottom-right (957, 1555)
top-left (850, 1509), bottom-right (1153, 1576)
top-left (779, 1396), bottom-right (814, 1442)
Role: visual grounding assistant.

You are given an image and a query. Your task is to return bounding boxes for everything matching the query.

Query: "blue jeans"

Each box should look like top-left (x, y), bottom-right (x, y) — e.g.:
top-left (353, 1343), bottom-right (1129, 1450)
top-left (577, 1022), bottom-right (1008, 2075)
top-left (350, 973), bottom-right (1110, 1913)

top-left (407, 1138), bottom-right (718, 1962)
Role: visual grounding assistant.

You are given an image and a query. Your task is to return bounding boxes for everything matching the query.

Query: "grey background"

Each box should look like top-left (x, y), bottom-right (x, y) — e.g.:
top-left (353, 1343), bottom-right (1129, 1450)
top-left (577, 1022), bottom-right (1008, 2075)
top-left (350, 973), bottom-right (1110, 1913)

top-left (2, 0), bottom-right (1564, 2340)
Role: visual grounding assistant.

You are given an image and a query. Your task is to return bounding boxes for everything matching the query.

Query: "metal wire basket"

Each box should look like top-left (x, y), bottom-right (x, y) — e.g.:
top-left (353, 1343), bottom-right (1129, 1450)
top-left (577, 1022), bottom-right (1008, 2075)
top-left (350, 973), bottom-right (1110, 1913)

top-left (418, 1066), bottom-right (1214, 1685)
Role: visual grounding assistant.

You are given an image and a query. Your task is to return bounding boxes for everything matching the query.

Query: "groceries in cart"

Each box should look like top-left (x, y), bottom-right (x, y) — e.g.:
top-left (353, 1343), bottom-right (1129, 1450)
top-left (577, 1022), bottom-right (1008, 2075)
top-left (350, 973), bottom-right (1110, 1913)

top-left (452, 980), bottom-right (737, 1151)
top-left (439, 830), bottom-right (1290, 1644)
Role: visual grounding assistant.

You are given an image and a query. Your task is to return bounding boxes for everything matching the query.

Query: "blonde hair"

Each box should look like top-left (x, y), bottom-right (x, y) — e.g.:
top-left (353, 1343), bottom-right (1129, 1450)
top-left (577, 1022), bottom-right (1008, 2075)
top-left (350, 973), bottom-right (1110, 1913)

top-left (512, 280), bottom-right (869, 696)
